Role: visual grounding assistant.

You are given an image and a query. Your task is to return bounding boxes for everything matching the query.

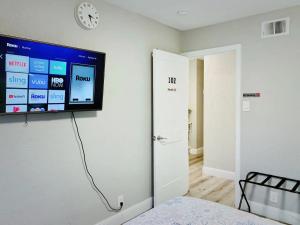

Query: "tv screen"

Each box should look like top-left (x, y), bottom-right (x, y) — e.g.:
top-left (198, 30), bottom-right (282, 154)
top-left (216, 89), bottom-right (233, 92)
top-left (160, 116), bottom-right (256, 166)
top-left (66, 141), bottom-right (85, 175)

top-left (0, 34), bottom-right (105, 114)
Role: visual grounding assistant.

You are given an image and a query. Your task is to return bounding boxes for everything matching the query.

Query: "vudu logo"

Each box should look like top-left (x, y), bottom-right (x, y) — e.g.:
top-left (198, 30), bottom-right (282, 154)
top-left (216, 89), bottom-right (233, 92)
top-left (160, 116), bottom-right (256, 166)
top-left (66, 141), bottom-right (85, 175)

top-left (29, 74), bottom-right (48, 89)
top-left (76, 75), bottom-right (90, 82)
top-left (51, 77), bottom-right (64, 88)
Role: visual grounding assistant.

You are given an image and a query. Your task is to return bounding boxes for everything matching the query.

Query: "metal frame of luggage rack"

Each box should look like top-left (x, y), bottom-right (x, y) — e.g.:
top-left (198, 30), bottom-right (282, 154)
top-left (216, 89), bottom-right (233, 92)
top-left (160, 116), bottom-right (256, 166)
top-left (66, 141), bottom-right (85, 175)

top-left (238, 171), bottom-right (300, 212)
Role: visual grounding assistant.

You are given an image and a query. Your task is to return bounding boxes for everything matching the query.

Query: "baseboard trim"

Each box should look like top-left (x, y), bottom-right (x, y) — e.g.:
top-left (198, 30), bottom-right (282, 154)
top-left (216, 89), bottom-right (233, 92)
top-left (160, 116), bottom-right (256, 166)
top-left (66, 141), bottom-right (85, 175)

top-left (202, 166), bottom-right (235, 180)
top-left (244, 200), bottom-right (300, 225)
top-left (189, 147), bottom-right (203, 155)
top-left (95, 198), bottom-right (152, 225)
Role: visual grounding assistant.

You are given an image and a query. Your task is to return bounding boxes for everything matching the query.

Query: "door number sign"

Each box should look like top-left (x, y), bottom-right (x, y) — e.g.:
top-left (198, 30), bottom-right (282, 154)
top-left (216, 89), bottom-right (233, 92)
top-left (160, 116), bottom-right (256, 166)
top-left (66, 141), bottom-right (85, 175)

top-left (168, 77), bottom-right (176, 92)
top-left (168, 77), bottom-right (176, 84)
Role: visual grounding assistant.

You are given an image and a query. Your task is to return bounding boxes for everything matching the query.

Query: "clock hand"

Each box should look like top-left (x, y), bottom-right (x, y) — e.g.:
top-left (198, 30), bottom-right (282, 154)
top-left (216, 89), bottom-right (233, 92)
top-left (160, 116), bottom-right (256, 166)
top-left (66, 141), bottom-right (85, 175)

top-left (88, 14), bottom-right (95, 23)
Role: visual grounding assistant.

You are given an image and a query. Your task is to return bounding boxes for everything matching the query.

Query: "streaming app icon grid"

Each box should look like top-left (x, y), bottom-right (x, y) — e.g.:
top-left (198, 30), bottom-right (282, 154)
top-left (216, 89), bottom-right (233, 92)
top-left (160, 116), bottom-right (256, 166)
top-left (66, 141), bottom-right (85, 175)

top-left (5, 54), bottom-right (66, 112)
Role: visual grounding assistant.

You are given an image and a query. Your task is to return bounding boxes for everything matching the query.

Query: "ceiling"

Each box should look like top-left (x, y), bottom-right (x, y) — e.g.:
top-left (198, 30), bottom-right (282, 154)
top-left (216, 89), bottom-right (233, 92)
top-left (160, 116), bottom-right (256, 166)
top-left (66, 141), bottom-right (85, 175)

top-left (104, 0), bottom-right (300, 30)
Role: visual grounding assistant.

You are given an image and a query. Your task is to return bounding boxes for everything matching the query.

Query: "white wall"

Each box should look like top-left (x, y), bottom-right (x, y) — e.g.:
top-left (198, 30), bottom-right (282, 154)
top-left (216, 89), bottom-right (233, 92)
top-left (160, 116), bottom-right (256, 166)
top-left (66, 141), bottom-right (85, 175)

top-left (182, 6), bottom-right (300, 223)
top-left (203, 51), bottom-right (236, 173)
top-left (188, 59), bottom-right (204, 152)
top-left (0, 1), bottom-right (180, 225)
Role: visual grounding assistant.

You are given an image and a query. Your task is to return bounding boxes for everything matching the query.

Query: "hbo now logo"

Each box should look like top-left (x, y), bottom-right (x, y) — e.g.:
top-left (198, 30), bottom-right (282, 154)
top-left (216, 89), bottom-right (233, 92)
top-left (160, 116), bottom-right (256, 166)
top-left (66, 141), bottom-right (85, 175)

top-left (51, 77), bottom-right (64, 88)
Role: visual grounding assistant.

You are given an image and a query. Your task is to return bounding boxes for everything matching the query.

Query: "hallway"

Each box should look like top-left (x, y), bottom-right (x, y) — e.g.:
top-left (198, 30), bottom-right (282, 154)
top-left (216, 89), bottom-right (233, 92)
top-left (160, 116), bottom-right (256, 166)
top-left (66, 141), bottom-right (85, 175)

top-left (186, 154), bottom-right (235, 207)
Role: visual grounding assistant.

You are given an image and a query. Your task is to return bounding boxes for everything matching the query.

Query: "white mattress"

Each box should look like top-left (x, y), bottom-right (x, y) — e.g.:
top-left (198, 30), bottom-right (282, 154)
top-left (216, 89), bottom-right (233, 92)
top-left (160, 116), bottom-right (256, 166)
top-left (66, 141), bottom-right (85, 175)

top-left (124, 197), bottom-right (283, 225)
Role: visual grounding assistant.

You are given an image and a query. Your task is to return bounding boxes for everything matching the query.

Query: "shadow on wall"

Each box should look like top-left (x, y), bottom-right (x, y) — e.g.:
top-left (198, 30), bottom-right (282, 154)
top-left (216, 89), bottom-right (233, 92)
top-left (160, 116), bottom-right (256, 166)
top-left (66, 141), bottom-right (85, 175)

top-left (298, 195), bottom-right (300, 214)
top-left (0, 111), bottom-right (97, 124)
top-left (246, 177), bottom-right (300, 216)
top-left (0, 110), bottom-right (112, 210)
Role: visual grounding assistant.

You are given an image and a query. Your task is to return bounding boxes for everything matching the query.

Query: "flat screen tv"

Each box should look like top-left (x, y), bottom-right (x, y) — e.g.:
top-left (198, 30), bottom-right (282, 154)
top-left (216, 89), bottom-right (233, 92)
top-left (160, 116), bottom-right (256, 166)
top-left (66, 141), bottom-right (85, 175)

top-left (0, 34), bottom-right (105, 114)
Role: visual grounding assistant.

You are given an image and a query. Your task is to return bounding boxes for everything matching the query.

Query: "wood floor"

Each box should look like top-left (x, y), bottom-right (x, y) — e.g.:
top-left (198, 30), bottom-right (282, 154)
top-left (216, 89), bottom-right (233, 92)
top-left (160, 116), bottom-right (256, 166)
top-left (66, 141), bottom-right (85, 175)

top-left (186, 154), bottom-right (235, 207)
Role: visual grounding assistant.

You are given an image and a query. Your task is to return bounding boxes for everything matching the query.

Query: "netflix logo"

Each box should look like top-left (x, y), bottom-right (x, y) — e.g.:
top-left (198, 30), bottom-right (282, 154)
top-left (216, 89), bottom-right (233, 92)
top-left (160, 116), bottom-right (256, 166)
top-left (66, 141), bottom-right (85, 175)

top-left (8, 61), bottom-right (27, 67)
top-left (6, 54), bottom-right (29, 73)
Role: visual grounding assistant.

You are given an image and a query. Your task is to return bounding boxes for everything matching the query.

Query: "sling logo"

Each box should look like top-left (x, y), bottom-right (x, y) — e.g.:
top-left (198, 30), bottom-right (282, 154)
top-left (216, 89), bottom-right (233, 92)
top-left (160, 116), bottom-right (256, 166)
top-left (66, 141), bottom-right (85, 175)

top-left (6, 72), bottom-right (28, 88)
top-left (28, 90), bottom-right (48, 104)
top-left (9, 77), bottom-right (26, 85)
top-left (29, 74), bottom-right (48, 89)
top-left (48, 90), bottom-right (65, 103)
top-left (76, 75), bottom-right (90, 82)
top-left (50, 77), bottom-right (64, 89)
top-left (7, 43), bottom-right (18, 48)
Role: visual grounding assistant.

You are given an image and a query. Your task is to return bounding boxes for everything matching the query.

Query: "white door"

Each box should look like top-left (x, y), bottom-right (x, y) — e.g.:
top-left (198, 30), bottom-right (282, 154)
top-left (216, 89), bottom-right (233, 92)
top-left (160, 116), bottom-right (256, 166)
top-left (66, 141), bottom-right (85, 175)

top-left (152, 49), bottom-right (189, 206)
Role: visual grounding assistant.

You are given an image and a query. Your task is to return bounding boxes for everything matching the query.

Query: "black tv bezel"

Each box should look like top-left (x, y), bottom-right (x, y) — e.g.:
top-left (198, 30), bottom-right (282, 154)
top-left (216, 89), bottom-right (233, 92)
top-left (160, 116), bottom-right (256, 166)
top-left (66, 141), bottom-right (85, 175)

top-left (0, 33), bottom-right (106, 116)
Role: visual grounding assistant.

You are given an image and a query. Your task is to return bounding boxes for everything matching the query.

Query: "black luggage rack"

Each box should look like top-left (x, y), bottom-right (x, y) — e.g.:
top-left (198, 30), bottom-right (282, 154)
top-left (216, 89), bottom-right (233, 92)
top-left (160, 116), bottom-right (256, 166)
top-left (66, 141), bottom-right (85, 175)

top-left (238, 171), bottom-right (300, 213)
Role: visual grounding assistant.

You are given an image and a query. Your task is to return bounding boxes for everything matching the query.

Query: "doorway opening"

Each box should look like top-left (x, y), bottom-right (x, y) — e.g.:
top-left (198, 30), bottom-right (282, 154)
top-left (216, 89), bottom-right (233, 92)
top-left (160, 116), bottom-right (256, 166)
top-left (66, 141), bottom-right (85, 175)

top-left (184, 45), bottom-right (241, 208)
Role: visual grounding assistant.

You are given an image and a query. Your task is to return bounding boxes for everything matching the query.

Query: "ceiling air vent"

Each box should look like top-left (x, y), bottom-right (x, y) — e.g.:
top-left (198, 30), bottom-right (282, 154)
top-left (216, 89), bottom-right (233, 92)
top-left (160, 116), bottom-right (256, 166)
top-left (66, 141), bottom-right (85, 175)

top-left (262, 17), bottom-right (289, 38)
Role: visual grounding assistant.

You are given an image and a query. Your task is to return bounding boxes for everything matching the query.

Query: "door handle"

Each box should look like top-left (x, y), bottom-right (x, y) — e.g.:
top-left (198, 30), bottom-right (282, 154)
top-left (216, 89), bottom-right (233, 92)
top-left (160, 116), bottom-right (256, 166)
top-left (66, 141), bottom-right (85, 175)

top-left (157, 135), bottom-right (168, 141)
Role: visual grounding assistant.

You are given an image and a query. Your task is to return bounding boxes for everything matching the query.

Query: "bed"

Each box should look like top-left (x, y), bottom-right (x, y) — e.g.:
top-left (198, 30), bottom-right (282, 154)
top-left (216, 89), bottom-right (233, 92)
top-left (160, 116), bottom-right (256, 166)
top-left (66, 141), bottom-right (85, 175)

top-left (124, 197), bottom-right (283, 225)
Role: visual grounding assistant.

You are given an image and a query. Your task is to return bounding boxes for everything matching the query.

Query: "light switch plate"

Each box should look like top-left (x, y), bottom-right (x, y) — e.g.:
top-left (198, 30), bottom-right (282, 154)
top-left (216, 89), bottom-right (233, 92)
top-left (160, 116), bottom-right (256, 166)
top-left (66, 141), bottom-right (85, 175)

top-left (242, 100), bottom-right (250, 112)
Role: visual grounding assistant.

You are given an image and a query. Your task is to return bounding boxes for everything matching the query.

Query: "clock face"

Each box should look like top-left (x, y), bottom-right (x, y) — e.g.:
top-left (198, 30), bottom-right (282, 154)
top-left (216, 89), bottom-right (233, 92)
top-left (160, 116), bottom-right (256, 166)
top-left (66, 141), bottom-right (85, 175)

top-left (75, 2), bottom-right (99, 30)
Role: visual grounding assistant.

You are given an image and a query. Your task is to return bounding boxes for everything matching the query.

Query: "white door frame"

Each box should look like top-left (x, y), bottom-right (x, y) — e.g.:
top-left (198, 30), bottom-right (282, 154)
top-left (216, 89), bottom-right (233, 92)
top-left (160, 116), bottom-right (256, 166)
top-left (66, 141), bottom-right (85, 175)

top-left (183, 44), bottom-right (242, 208)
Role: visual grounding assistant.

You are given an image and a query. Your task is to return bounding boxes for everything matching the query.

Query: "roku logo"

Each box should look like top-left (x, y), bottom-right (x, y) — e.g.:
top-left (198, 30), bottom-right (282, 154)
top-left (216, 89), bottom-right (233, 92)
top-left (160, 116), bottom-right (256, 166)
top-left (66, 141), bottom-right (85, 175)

top-left (31, 94), bottom-right (45, 99)
top-left (7, 43), bottom-right (18, 48)
top-left (8, 61), bottom-right (27, 67)
top-left (76, 75), bottom-right (90, 81)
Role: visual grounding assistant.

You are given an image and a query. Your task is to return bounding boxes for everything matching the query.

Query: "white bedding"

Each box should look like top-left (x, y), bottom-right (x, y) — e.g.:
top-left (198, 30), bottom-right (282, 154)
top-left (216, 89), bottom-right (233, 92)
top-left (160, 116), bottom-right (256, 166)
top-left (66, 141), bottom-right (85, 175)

top-left (124, 197), bottom-right (282, 225)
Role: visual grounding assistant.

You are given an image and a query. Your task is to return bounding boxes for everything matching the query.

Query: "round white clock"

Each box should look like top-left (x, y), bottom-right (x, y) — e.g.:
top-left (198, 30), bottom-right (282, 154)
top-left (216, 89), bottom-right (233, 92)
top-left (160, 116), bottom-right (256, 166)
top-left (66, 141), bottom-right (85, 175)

top-left (75, 2), bottom-right (99, 30)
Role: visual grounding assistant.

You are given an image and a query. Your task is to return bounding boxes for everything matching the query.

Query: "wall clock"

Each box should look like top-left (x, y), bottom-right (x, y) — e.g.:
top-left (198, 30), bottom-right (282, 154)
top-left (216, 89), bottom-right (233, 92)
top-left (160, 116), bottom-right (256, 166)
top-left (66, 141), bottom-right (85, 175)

top-left (75, 2), bottom-right (99, 30)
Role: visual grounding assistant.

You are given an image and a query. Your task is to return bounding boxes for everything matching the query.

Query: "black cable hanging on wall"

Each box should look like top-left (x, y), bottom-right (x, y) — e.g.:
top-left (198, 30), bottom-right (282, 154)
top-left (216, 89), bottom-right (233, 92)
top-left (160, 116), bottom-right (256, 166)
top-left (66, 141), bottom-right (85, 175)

top-left (71, 112), bottom-right (123, 212)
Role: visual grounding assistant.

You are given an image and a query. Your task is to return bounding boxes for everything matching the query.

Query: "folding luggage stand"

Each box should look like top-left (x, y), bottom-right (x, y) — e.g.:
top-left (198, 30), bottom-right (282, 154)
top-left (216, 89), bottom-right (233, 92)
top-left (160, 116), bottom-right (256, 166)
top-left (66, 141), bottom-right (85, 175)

top-left (238, 171), bottom-right (300, 212)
